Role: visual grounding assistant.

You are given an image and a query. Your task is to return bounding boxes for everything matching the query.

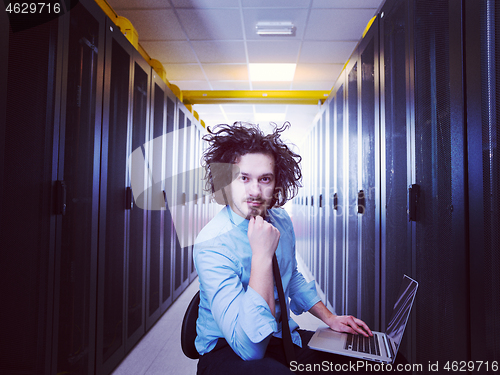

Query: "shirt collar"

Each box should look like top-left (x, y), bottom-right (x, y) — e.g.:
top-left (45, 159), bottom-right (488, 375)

top-left (225, 205), bottom-right (274, 232)
top-left (226, 205), bottom-right (248, 231)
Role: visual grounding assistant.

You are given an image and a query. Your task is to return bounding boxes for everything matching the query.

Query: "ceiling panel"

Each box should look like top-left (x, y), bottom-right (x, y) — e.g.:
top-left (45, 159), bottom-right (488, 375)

top-left (312, 0), bottom-right (382, 8)
top-left (118, 9), bottom-right (186, 40)
top-left (171, 0), bottom-right (239, 8)
top-left (247, 40), bottom-right (301, 63)
top-left (104, 0), bottom-right (386, 147)
top-left (299, 41), bottom-right (357, 64)
top-left (162, 63), bottom-right (206, 80)
top-left (294, 63), bottom-right (343, 81)
top-left (191, 41), bottom-right (247, 63)
top-left (305, 8), bottom-right (377, 40)
top-left (242, 0), bottom-right (310, 8)
top-left (140, 41), bottom-right (197, 63)
top-left (202, 64), bottom-right (249, 81)
top-left (176, 8), bottom-right (244, 40)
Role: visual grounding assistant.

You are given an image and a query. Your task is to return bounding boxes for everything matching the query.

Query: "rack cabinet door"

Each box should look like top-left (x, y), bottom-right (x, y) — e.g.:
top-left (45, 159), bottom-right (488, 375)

top-left (379, 0), bottom-right (414, 360)
top-left (185, 116), bottom-right (197, 283)
top-left (173, 106), bottom-right (190, 299)
top-left (412, 0), bottom-right (469, 364)
top-left (466, 0), bottom-right (500, 362)
top-left (1, 13), bottom-right (60, 375)
top-left (146, 73), bottom-right (166, 331)
top-left (333, 82), bottom-right (346, 316)
top-left (357, 20), bottom-right (380, 331)
top-left (96, 19), bottom-right (133, 375)
top-left (126, 55), bottom-right (150, 352)
top-left (345, 57), bottom-right (360, 319)
top-left (318, 112), bottom-right (327, 299)
top-left (54, 2), bottom-right (105, 374)
top-left (161, 94), bottom-right (176, 313)
top-left (326, 98), bottom-right (336, 309)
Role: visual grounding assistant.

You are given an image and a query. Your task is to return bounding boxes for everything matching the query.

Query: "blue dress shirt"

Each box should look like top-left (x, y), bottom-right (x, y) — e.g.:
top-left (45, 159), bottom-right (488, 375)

top-left (193, 205), bottom-right (320, 361)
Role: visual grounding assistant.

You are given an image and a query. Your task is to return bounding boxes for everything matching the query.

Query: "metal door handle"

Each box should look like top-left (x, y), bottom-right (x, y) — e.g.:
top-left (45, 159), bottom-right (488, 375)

top-left (357, 190), bottom-right (365, 214)
top-left (126, 187), bottom-right (133, 210)
top-left (55, 180), bottom-right (67, 215)
top-left (408, 184), bottom-right (420, 221)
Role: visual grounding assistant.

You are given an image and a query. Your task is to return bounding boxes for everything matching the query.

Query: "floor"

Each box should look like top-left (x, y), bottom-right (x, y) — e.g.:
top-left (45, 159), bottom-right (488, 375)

top-left (111, 257), bottom-right (322, 375)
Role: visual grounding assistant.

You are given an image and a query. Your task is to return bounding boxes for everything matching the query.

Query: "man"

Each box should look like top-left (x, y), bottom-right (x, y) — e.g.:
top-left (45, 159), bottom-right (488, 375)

top-left (193, 122), bottom-right (372, 375)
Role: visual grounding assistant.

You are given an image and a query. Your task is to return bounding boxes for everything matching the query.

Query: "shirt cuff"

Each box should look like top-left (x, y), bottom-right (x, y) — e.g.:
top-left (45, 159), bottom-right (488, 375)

top-left (290, 280), bottom-right (320, 315)
top-left (239, 286), bottom-right (277, 343)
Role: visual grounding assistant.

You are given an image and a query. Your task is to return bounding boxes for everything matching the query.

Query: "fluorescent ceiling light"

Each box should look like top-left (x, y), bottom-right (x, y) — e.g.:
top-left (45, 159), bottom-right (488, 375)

top-left (249, 63), bottom-right (296, 82)
top-left (254, 113), bottom-right (286, 122)
top-left (256, 22), bottom-right (295, 36)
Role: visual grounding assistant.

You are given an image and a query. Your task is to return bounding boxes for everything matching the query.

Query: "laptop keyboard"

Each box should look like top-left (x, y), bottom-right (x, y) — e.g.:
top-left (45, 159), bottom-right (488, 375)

top-left (345, 334), bottom-right (381, 356)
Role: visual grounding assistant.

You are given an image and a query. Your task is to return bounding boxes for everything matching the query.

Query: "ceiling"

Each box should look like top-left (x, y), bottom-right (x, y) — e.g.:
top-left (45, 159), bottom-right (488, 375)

top-left (105, 0), bottom-right (384, 146)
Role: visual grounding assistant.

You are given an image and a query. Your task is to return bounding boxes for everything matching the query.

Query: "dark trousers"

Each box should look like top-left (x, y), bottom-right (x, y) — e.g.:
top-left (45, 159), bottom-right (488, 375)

top-left (197, 330), bottom-right (411, 375)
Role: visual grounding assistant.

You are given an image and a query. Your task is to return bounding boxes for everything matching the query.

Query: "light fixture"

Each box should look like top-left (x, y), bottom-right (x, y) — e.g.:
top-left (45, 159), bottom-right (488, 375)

top-left (256, 22), bottom-right (295, 36)
top-left (254, 113), bottom-right (286, 122)
top-left (249, 63), bottom-right (296, 81)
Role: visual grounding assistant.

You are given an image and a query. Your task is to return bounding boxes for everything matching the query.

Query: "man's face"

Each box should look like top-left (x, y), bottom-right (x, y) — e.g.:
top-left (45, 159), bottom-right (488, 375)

top-left (229, 152), bottom-right (276, 219)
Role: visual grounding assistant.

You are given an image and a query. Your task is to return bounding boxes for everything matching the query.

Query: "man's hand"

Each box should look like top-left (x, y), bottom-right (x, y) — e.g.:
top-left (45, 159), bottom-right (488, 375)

top-left (247, 215), bottom-right (280, 317)
top-left (326, 315), bottom-right (373, 337)
top-left (309, 301), bottom-right (373, 337)
top-left (247, 216), bottom-right (280, 260)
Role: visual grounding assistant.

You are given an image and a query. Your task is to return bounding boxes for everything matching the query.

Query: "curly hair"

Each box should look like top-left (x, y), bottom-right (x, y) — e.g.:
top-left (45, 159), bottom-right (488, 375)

top-left (201, 122), bottom-right (302, 208)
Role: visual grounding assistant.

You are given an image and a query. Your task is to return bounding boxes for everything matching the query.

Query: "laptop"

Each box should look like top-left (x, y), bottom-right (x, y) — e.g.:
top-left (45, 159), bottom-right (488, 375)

top-left (308, 275), bottom-right (418, 364)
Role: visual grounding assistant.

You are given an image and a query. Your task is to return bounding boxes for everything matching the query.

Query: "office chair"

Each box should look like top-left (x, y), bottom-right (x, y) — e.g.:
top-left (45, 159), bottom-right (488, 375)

top-left (181, 290), bottom-right (201, 359)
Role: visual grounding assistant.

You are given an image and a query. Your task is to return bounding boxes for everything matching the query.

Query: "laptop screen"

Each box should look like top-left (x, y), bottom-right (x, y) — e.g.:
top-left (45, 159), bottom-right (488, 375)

top-left (385, 275), bottom-right (418, 355)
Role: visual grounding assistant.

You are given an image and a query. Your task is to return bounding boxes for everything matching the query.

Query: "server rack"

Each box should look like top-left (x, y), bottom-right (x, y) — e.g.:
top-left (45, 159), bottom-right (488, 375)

top-left (127, 34), bottom-right (151, 356)
top-left (357, 18), bottom-right (380, 332)
top-left (345, 52), bottom-right (360, 323)
top-left (319, 111), bottom-right (327, 298)
top-left (162, 93), bottom-right (177, 314)
top-left (2, 10), bottom-right (61, 375)
top-left (311, 119), bottom-right (319, 294)
top-left (146, 70), bottom-right (167, 331)
top-left (412, 0), bottom-right (469, 365)
top-left (173, 105), bottom-right (187, 300)
top-left (465, 0), bottom-right (500, 363)
top-left (379, 0), bottom-right (414, 359)
top-left (325, 98), bottom-right (335, 309)
top-left (294, 0), bottom-right (499, 368)
top-left (97, 16), bottom-right (136, 374)
top-left (333, 76), bottom-right (347, 317)
top-left (53, 2), bottom-right (105, 374)
top-left (2, 1), bottom-right (214, 373)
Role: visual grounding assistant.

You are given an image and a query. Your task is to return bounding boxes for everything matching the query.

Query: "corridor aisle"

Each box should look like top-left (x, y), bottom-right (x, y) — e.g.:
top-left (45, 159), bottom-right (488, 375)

top-left (112, 258), bottom-right (321, 375)
top-left (111, 281), bottom-right (199, 375)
